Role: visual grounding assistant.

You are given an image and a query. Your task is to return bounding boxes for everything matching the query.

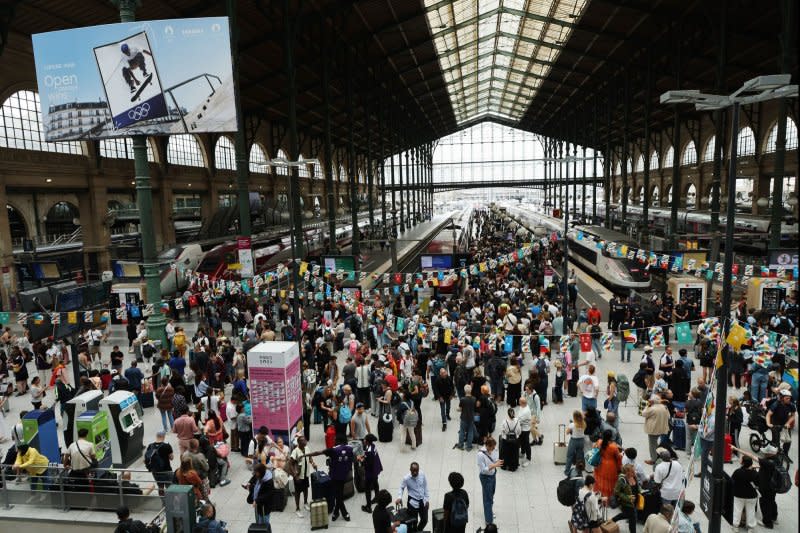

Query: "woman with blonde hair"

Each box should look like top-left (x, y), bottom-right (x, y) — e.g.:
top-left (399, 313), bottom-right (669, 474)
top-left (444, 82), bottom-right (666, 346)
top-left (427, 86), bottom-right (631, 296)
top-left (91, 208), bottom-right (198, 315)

top-left (564, 410), bottom-right (587, 476)
top-left (605, 371), bottom-right (619, 426)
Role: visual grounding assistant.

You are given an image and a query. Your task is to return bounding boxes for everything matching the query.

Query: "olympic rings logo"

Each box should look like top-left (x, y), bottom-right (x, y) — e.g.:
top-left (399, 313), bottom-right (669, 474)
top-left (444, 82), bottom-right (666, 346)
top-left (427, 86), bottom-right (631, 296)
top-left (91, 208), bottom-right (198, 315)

top-left (128, 103), bottom-right (151, 121)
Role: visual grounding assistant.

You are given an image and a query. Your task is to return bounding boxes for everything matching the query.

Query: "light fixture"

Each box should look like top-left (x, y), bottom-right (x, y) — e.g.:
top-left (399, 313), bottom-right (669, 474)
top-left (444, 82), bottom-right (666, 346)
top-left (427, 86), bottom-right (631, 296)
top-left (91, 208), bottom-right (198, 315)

top-left (130, 180), bottom-right (135, 185)
top-left (188, 183), bottom-right (192, 187)
top-left (756, 197), bottom-right (769, 208)
top-left (45, 178), bottom-right (53, 183)
top-left (738, 74), bottom-right (792, 93)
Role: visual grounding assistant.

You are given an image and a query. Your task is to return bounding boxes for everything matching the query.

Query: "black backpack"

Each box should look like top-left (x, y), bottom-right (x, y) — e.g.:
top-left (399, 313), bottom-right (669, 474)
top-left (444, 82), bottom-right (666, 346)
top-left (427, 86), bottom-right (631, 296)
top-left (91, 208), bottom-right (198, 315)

top-left (771, 462), bottom-right (792, 494)
top-left (557, 477), bottom-right (578, 506)
top-left (450, 493), bottom-right (469, 527)
top-left (144, 442), bottom-right (164, 472)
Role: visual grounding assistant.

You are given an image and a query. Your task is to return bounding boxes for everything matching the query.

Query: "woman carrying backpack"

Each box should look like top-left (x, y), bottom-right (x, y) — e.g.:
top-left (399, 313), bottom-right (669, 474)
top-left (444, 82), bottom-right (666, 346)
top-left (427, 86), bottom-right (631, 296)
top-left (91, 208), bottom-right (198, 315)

top-left (443, 471), bottom-right (470, 533)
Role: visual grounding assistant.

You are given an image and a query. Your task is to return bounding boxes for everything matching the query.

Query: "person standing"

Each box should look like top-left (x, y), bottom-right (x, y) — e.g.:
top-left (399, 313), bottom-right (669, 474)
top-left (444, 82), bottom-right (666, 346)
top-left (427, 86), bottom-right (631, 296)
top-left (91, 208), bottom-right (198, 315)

top-left (651, 449), bottom-right (684, 507)
top-left (173, 407), bottom-right (199, 455)
top-left (155, 377), bottom-right (175, 432)
top-left (578, 364), bottom-right (599, 412)
top-left (66, 427), bottom-right (96, 488)
top-left (305, 435), bottom-right (355, 521)
top-left (592, 429), bottom-right (623, 499)
top-left (124, 361), bottom-right (144, 394)
top-left (564, 410), bottom-right (587, 476)
top-left (350, 402), bottom-right (371, 440)
top-left (289, 435), bottom-right (313, 518)
top-left (246, 463), bottom-right (274, 525)
top-left (395, 462), bottom-right (430, 531)
top-left (517, 397), bottom-right (532, 466)
top-left (642, 395), bottom-right (670, 464)
top-left (145, 430), bottom-right (174, 496)
top-left (456, 385), bottom-right (477, 451)
top-left (433, 367), bottom-right (454, 431)
top-left (361, 434), bottom-right (384, 514)
top-left (611, 464), bottom-right (640, 533)
top-left (730, 454), bottom-right (759, 532)
top-left (443, 471), bottom-right (470, 533)
top-left (477, 436), bottom-right (502, 527)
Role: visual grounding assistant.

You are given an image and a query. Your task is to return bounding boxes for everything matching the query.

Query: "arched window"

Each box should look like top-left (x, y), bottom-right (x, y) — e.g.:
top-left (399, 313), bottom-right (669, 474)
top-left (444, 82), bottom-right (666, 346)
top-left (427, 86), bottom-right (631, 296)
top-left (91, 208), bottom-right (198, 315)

top-left (45, 201), bottom-right (80, 236)
top-left (99, 137), bottom-right (155, 161)
top-left (665, 185), bottom-right (673, 204)
top-left (649, 150), bottom-right (659, 171)
top-left (214, 136), bottom-right (236, 170)
top-left (625, 158), bottom-right (632, 174)
top-left (638, 186), bottom-right (645, 204)
top-left (765, 118), bottom-right (799, 152)
top-left (737, 126), bottom-right (756, 156)
top-left (311, 159), bottom-right (322, 179)
top-left (0, 90), bottom-right (84, 154)
top-left (6, 205), bottom-right (27, 241)
top-left (681, 141), bottom-right (697, 166)
top-left (275, 149), bottom-right (289, 176)
top-left (702, 136), bottom-right (716, 162)
top-left (663, 147), bottom-right (674, 168)
top-left (167, 134), bottom-right (205, 167)
top-left (297, 155), bottom-right (310, 178)
top-left (614, 160), bottom-right (621, 176)
top-left (651, 187), bottom-right (660, 207)
top-left (686, 184), bottom-right (697, 209)
top-left (249, 144), bottom-right (268, 173)
top-left (635, 155), bottom-right (644, 172)
top-left (339, 165), bottom-right (347, 182)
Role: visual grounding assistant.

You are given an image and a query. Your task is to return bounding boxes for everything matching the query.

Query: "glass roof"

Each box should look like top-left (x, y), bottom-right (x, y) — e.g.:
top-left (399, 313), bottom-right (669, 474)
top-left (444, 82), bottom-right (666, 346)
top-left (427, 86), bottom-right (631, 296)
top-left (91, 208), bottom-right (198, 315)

top-left (424, 0), bottom-right (588, 124)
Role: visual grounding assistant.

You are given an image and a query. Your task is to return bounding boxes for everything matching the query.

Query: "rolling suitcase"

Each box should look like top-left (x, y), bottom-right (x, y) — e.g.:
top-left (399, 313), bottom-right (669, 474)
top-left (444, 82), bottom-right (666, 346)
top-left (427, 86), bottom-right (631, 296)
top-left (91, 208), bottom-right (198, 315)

top-left (342, 470), bottom-right (355, 499)
top-left (568, 368), bottom-right (578, 397)
top-left (432, 508), bottom-right (445, 533)
top-left (499, 435), bottom-right (519, 471)
top-left (554, 423), bottom-right (567, 464)
top-left (310, 499), bottom-right (329, 530)
top-left (671, 418), bottom-right (686, 450)
top-left (354, 460), bottom-right (366, 493)
top-left (378, 413), bottom-right (394, 442)
top-left (271, 486), bottom-right (288, 511)
top-left (311, 469), bottom-right (334, 509)
top-left (248, 524), bottom-right (272, 533)
top-left (723, 434), bottom-right (733, 463)
top-left (392, 503), bottom-right (419, 532)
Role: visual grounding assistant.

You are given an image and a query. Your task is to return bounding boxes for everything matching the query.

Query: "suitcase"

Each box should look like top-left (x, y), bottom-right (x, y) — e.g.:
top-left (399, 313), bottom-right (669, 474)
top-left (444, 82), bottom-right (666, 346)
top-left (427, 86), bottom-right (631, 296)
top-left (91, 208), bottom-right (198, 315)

top-left (499, 435), bottom-right (519, 471)
top-left (137, 391), bottom-right (154, 408)
top-left (271, 486), bottom-right (288, 511)
top-left (554, 423), bottom-right (567, 465)
top-left (567, 368), bottom-right (578, 397)
top-left (342, 470), bottom-right (355, 500)
top-left (723, 434), bottom-right (733, 463)
top-left (248, 523), bottom-right (272, 533)
top-left (392, 504), bottom-right (419, 532)
top-left (311, 469), bottom-right (334, 509)
top-left (432, 508), bottom-right (445, 533)
top-left (378, 413), bottom-right (394, 442)
top-left (325, 425), bottom-right (336, 449)
top-left (671, 418), bottom-right (686, 450)
top-left (354, 460), bottom-right (366, 493)
top-left (310, 499), bottom-right (329, 530)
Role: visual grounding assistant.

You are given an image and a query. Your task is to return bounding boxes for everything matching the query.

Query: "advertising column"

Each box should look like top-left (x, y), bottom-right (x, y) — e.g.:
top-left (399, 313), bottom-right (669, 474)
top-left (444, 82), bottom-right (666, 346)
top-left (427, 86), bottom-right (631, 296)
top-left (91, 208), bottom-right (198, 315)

top-left (246, 341), bottom-right (303, 439)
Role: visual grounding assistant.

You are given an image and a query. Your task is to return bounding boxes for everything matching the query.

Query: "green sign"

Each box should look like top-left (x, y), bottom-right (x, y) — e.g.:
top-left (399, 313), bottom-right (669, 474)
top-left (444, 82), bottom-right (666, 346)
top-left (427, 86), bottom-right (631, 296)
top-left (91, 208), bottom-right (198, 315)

top-left (76, 411), bottom-right (111, 463)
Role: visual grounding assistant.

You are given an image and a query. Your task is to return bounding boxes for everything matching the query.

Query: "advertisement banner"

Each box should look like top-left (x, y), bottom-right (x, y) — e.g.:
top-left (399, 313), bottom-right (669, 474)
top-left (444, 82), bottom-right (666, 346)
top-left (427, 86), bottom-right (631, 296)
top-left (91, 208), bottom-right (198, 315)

top-left (237, 236), bottom-right (254, 279)
top-left (246, 342), bottom-right (302, 437)
top-left (32, 17), bottom-right (237, 140)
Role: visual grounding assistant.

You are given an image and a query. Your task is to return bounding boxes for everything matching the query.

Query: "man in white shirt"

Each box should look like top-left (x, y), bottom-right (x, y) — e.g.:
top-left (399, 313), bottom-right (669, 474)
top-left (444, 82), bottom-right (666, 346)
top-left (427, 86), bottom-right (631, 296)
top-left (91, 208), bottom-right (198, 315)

top-left (578, 364), bottom-right (599, 412)
top-left (517, 397), bottom-right (532, 466)
top-left (395, 462), bottom-right (430, 531)
top-left (652, 450), bottom-right (684, 505)
top-left (67, 428), bottom-right (96, 481)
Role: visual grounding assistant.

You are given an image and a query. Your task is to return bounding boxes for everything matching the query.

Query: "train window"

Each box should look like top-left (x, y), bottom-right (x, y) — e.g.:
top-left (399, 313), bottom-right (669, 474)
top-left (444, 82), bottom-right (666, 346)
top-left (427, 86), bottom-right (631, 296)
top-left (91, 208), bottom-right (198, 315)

top-left (570, 241), bottom-right (597, 264)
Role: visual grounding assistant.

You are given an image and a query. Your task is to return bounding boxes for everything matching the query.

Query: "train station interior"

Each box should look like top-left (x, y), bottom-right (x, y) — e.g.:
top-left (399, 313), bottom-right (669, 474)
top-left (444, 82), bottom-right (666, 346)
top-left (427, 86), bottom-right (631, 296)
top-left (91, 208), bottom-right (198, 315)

top-left (0, 1), bottom-right (797, 533)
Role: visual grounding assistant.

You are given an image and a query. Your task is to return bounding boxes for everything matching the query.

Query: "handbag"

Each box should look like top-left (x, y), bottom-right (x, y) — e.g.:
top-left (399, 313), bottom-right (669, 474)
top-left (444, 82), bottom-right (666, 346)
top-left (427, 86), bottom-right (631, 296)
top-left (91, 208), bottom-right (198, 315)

top-left (635, 494), bottom-right (644, 511)
top-left (586, 447), bottom-right (601, 468)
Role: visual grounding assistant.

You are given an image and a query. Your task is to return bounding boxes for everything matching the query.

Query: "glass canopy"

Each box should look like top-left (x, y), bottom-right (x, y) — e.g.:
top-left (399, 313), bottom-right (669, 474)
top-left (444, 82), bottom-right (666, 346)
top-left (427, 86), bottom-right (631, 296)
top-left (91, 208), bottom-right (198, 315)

top-left (423, 0), bottom-right (588, 124)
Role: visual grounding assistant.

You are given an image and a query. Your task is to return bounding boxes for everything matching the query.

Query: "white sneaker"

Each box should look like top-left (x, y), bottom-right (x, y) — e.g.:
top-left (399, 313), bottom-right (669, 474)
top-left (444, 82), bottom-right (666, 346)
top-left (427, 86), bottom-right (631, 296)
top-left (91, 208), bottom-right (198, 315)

top-left (296, 510), bottom-right (304, 518)
top-left (304, 503), bottom-right (310, 511)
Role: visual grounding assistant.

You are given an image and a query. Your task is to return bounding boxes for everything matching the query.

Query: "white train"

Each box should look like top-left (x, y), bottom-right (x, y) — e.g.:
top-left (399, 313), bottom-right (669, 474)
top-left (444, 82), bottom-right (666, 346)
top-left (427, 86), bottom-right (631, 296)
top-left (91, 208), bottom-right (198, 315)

top-left (502, 204), bottom-right (651, 290)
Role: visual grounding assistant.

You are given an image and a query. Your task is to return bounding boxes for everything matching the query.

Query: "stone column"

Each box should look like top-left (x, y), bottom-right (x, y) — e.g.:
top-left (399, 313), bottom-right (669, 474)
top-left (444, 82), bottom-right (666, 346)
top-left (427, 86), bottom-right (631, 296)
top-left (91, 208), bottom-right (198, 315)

top-left (78, 176), bottom-right (112, 277)
top-left (0, 183), bottom-right (17, 310)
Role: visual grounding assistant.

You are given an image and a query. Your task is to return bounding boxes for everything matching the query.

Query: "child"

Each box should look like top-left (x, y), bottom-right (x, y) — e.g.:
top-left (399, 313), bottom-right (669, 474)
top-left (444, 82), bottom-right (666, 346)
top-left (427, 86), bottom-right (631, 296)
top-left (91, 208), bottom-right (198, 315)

top-left (30, 377), bottom-right (45, 410)
top-left (553, 360), bottom-right (565, 404)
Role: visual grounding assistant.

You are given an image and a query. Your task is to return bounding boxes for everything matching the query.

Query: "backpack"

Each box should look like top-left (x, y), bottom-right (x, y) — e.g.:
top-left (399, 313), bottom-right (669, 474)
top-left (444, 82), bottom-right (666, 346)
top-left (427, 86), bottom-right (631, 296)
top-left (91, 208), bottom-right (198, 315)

top-left (557, 477), bottom-right (578, 506)
top-left (450, 493), bottom-right (469, 527)
top-left (144, 442), bottom-right (164, 472)
top-left (432, 357), bottom-right (447, 375)
top-left (536, 357), bottom-right (548, 377)
top-left (571, 492), bottom-right (591, 529)
top-left (632, 369), bottom-right (647, 390)
top-left (616, 375), bottom-right (630, 403)
top-left (349, 340), bottom-right (359, 356)
top-left (338, 404), bottom-right (352, 424)
top-left (771, 462), bottom-right (792, 494)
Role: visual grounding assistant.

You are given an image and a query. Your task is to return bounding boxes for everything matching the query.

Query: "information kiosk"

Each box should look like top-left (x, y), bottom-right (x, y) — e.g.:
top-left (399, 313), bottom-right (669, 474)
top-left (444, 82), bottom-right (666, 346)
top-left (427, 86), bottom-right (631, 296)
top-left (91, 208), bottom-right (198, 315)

top-left (668, 276), bottom-right (707, 315)
top-left (99, 390), bottom-right (144, 467)
top-left (247, 341), bottom-right (303, 442)
top-left (22, 409), bottom-right (60, 464)
top-left (75, 410), bottom-right (113, 468)
top-left (65, 390), bottom-right (103, 446)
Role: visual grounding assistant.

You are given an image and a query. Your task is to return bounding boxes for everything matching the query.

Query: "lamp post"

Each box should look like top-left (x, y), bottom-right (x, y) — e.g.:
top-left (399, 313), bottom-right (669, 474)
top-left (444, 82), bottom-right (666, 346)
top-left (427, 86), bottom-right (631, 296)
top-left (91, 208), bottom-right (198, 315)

top-left (661, 74), bottom-right (797, 533)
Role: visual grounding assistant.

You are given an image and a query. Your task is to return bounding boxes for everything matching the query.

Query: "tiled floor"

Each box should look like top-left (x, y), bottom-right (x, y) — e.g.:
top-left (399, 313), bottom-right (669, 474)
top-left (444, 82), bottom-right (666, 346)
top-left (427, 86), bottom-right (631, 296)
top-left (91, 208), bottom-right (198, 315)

top-left (1, 324), bottom-right (796, 532)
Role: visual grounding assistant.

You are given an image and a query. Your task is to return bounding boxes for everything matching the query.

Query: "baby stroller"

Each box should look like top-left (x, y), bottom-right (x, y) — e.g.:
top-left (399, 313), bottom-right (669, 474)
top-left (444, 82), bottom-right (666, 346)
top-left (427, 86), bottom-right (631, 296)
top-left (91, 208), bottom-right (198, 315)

top-left (746, 404), bottom-right (770, 453)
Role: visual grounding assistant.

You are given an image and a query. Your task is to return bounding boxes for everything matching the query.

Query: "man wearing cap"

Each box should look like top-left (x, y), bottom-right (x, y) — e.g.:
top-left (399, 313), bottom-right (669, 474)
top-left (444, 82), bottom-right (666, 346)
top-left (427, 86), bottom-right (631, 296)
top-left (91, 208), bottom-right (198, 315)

top-left (650, 449), bottom-right (683, 506)
top-left (766, 389), bottom-right (795, 454)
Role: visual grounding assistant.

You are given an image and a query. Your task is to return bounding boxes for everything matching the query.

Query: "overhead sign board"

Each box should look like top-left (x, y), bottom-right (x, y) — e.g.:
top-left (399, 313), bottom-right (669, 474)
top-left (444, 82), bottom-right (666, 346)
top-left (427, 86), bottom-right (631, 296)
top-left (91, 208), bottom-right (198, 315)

top-left (32, 17), bottom-right (237, 140)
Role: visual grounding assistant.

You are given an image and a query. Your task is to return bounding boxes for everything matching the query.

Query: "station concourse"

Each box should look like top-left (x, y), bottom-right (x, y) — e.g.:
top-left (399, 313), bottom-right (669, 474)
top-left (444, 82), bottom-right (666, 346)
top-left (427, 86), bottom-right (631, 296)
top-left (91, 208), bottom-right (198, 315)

top-left (0, 1), bottom-right (798, 533)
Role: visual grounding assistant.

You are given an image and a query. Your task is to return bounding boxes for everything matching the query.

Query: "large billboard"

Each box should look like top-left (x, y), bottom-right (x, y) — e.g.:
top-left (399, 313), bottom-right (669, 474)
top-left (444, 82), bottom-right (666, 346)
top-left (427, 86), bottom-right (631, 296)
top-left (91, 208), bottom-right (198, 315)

top-left (32, 17), bottom-right (237, 140)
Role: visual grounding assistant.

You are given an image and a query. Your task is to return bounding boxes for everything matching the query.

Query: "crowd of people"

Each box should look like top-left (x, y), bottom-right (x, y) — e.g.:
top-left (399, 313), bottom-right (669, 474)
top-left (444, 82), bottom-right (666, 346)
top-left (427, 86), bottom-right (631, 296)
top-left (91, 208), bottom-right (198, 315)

top-left (0, 206), bottom-right (798, 533)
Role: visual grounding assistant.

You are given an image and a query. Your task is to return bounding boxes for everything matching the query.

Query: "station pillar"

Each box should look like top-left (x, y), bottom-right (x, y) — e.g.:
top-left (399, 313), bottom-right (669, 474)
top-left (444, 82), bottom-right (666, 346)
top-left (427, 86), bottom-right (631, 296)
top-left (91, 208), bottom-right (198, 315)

top-left (0, 184), bottom-right (17, 311)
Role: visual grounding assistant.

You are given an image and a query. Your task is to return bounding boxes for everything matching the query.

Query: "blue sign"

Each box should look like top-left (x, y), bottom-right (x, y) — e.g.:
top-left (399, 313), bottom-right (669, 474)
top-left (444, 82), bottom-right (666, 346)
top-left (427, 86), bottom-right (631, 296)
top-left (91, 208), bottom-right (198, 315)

top-left (32, 17), bottom-right (237, 140)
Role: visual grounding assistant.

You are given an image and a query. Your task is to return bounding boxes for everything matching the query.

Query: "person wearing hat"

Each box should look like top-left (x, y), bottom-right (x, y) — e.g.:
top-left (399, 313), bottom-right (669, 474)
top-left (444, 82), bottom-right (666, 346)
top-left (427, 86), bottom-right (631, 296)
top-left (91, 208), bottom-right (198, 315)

top-left (650, 448), bottom-right (683, 506)
top-left (766, 389), bottom-right (796, 455)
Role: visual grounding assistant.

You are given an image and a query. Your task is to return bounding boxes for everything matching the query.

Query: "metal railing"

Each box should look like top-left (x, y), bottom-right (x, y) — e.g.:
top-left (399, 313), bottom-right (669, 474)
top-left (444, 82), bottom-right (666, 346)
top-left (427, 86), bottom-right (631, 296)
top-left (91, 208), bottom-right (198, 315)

top-left (0, 464), bottom-right (167, 515)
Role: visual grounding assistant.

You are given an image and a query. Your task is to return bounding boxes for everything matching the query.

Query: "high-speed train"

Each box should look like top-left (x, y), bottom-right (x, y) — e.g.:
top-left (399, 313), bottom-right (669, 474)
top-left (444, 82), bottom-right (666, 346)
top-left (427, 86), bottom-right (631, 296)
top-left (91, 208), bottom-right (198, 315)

top-left (596, 204), bottom-right (798, 253)
top-left (502, 205), bottom-right (651, 290)
top-left (112, 243), bottom-right (207, 297)
top-left (423, 208), bottom-right (473, 296)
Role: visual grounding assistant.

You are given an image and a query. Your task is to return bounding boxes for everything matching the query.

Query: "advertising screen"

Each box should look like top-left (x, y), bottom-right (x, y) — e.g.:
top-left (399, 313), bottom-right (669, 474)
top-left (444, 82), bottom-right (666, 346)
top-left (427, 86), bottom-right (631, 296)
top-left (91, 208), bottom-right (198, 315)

top-left (32, 17), bottom-right (237, 140)
top-left (322, 256), bottom-right (356, 281)
top-left (420, 254), bottom-right (453, 270)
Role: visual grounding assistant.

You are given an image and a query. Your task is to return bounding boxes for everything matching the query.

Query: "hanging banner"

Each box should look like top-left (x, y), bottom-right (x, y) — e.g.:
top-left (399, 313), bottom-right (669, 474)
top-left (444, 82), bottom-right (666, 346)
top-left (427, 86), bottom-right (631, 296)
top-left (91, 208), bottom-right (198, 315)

top-left (579, 333), bottom-right (592, 353)
top-left (237, 236), bottom-right (254, 279)
top-left (675, 322), bottom-right (693, 344)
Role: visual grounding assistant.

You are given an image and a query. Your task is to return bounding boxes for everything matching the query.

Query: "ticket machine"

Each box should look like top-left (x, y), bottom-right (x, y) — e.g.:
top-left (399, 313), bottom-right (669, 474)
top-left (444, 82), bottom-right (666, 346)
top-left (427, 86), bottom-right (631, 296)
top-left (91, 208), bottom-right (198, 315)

top-left (22, 409), bottom-right (60, 464)
top-left (75, 410), bottom-right (113, 468)
top-left (100, 390), bottom-right (144, 467)
top-left (65, 390), bottom-right (103, 447)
